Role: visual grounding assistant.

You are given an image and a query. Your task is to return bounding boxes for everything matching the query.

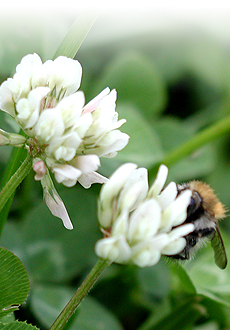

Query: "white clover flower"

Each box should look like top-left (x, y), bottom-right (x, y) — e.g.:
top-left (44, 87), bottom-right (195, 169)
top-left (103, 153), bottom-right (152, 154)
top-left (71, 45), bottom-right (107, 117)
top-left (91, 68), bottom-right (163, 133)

top-left (95, 164), bottom-right (194, 267)
top-left (0, 53), bottom-right (129, 229)
top-left (0, 54), bottom-right (128, 185)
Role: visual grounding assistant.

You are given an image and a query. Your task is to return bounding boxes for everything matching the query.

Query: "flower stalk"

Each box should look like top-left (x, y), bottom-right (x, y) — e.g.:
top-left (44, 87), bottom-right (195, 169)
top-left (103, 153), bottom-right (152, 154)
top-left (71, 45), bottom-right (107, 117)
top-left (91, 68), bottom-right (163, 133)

top-left (49, 258), bottom-right (111, 330)
top-left (0, 153), bottom-right (32, 215)
top-left (149, 114), bottom-right (230, 178)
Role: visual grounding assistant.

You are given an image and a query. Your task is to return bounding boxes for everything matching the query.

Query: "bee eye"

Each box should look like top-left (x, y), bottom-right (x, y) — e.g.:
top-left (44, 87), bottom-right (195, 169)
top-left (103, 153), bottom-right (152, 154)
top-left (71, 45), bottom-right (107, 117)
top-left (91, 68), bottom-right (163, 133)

top-left (187, 191), bottom-right (202, 218)
top-left (187, 197), bottom-right (196, 217)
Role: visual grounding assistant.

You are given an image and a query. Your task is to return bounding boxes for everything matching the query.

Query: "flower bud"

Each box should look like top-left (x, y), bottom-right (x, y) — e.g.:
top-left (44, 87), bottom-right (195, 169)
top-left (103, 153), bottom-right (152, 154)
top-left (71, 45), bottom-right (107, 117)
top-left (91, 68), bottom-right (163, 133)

top-left (0, 129), bottom-right (27, 147)
top-left (33, 159), bottom-right (47, 181)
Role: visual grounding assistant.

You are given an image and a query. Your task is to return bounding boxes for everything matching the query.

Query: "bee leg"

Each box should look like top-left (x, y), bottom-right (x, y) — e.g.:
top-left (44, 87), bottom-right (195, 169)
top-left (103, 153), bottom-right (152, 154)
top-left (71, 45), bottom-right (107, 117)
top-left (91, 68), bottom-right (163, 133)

top-left (184, 238), bottom-right (191, 259)
top-left (197, 227), bottom-right (215, 238)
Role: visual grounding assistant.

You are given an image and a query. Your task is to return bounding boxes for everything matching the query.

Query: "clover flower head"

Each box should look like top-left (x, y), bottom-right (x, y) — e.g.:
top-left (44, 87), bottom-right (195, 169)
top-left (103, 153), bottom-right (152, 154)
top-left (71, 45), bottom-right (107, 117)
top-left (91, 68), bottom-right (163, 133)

top-left (95, 164), bottom-right (194, 267)
top-left (0, 53), bottom-right (129, 228)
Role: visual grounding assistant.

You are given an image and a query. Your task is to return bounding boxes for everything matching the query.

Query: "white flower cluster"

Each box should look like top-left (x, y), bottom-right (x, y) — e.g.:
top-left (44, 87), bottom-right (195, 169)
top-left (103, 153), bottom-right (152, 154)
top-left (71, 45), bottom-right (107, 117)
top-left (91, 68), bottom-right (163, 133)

top-left (0, 53), bottom-right (129, 229)
top-left (95, 164), bottom-right (194, 267)
top-left (0, 53), bottom-right (129, 188)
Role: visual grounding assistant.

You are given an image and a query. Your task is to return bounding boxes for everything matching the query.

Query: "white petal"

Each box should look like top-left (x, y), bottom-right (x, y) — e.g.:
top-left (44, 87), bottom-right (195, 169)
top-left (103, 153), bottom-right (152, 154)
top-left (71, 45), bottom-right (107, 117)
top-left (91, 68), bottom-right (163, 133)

top-left (52, 164), bottom-right (81, 187)
top-left (171, 190), bottom-right (192, 227)
top-left (148, 233), bottom-right (170, 250)
top-left (35, 108), bottom-right (65, 143)
top-left (161, 223), bottom-right (194, 256)
top-left (97, 89), bottom-right (117, 110)
top-left (15, 53), bottom-right (42, 83)
top-left (128, 199), bottom-right (161, 244)
top-left (98, 163), bottom-right (138, 228)
top-left (41, 174), bottom-right (73, 230)
top-left (44, 191), bottom-right (73, 230)
top-left (118, 167), bottom-right (148, 212)
top-left (17, 87), bottom-right (50, 129)
top-left (82, 87), bottom-right (110, 114)
top-left (31, 59), bottom-right (54, 88)
top-left (99, 163), bottom-right (137, 206)
top-left (83, 132), bottom-right (130, 158)
top-left (101, 132), bottom-right (130, 157)
top-left (78, 171), bottom-right (108, 189)
top-left (161, 238), bottom-right (186, 256)
top-left (148, 164), bottom-right (168, 198)
top-left (157, 181), bottom-right (177, 210)
top-left (160, 190), bottom-right (192, 232)
top-left (16, 99), bottom-right (32, 121)
top-left (131, 241), bottom-right (162, 267)
top-left (47, 132), bottom-right (81, 161)
top-left (48, 56), bottom-right (82, 95)
top-left (110, 118), bottom-right (127, 131)
top-left (14, 54), bottom-right (42, 98)
top-left (95, 235), bottom-right (131, 263)
top-left (70, 154), bottom-right (101, 174)
top-left (111, 210), bottom-right (129, 237)
top-left (56, 91), bottom-right (85, 128)
top-left (16, 53), bottom-right (42, 76)
top-left (73, 112), bottom-right (93, 138)
top-left (0, 80), bottom-right (16, 117)
top-left (169, 223), bottom-right (195, 241)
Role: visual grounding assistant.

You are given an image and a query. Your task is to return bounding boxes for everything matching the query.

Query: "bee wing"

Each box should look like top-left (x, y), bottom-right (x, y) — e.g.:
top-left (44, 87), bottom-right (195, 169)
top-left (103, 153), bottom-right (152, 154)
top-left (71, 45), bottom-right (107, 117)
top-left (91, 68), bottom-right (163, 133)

top-left (211, 226), bottom-right (227, 269)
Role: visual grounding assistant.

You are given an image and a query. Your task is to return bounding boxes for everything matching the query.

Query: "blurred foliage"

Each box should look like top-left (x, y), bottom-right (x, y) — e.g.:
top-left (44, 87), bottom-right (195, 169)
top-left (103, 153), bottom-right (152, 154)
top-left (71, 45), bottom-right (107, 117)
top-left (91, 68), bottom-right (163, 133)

top-left (1, 12), bottom-right (230, 330)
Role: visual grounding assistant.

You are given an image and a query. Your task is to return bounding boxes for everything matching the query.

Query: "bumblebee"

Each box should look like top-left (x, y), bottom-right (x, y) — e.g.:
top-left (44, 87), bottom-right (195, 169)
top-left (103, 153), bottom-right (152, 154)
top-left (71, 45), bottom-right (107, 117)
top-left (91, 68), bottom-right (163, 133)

top-left (171, 181), bottom-right (227, 269)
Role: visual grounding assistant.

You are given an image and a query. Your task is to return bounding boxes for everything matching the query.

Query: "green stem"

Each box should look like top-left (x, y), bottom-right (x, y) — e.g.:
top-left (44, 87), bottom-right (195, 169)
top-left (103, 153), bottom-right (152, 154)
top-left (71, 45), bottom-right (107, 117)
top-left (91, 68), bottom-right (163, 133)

top-left (149, 115), bottom-right (230, 178)
top-left (49, 258), bottom-right (111, 330)
top-left (0, 153), bottom-right (32, 215)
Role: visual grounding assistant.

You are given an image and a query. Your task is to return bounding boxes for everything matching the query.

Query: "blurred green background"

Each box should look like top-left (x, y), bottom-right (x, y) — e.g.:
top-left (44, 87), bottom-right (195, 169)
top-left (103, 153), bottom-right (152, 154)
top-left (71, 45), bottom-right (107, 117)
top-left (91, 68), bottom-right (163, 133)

top-left (1, 6), bottom-right (230, 330)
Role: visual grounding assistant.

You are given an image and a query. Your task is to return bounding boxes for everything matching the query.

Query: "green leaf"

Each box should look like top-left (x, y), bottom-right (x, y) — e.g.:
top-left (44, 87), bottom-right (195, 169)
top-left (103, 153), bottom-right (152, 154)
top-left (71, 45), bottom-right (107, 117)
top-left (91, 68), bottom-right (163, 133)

top-left (0, 320), bottom-right (39, 330)
top-left (168, 261), bottom-right (196, 295)
top-left (197, 296), bottom-right (229, 329)
top-left (0, 247), bottom-right (30, 319)
top-left (30, 284), bottom-right (122, 330)
top-left (185, 232), bottom-right (230, 306)
top-left (1, 185), bottom-right (101, 283)
top-left (30, 285), bottom-right (74, 328)
top-left (91, 51), bottom-right (167, 119)
top-left (137, 260), bottom-right (170, 298)
top-left (139, 296), bottom-right (202, 330)
top-left (74, 295), bottom-right (123, 330)
top-left (0, 313), bottom-right (15, 325)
